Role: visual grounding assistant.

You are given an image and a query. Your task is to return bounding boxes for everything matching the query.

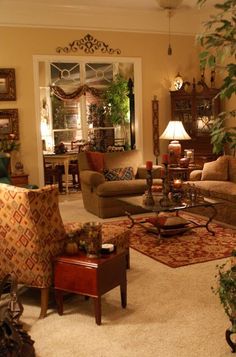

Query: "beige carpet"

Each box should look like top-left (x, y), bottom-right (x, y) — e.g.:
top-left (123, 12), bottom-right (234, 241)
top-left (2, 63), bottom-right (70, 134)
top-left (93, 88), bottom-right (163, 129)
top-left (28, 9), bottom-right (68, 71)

top-left (20, 192), bottom-right (233, 357)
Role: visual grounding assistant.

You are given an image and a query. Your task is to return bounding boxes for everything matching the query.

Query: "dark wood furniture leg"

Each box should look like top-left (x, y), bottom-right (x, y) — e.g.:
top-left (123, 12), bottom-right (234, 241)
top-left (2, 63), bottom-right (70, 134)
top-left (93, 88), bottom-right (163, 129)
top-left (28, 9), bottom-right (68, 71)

top-left (39, 287), bottom-right (49, 319)
top-left (94, 297), bottom-right (102, 325)
top-left (120, 281), bottom-right (127, 308)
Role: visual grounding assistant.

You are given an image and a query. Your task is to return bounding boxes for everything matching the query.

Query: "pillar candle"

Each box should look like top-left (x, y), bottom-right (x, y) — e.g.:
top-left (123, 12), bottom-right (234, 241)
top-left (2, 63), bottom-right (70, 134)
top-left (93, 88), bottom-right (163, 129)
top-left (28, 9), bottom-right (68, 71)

top-left (146, 161), bottom-right (153, 170)
top-left (173, 179), bottom-right (182, 189)
top-left (162, 154), bottom-right (169, 164)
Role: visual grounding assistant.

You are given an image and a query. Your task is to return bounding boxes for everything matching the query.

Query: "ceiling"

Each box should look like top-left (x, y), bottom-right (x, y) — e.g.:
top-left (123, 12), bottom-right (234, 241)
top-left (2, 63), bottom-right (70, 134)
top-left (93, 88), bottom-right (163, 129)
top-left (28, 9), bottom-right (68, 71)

top-left (0, 0), bottom-right (219, 35)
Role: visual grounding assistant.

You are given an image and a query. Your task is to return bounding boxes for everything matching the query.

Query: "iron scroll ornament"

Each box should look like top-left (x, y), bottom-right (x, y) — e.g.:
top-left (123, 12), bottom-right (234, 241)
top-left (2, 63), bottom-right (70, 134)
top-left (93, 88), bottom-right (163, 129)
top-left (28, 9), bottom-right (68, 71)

top-left (56, 34), bottom-right (121, 55)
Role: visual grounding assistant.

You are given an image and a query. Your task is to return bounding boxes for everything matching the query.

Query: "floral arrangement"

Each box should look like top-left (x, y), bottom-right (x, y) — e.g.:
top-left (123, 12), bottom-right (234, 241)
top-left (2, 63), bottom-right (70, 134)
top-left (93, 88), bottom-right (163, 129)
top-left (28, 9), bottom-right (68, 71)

top-left (0, 134), bottom-right (20, 153)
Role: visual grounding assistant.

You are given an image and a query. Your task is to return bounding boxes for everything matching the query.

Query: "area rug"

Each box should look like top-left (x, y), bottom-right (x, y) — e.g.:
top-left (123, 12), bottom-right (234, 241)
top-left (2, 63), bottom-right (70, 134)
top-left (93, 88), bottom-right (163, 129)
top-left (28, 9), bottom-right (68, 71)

top-left (111, 212), bottom-right (236, 268)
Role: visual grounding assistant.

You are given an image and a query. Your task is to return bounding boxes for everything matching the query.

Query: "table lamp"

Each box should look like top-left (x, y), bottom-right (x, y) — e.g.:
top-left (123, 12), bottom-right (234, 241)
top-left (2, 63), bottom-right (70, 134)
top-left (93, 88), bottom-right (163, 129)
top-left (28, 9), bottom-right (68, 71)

top-left (160, 120), bottom-right (191, 166)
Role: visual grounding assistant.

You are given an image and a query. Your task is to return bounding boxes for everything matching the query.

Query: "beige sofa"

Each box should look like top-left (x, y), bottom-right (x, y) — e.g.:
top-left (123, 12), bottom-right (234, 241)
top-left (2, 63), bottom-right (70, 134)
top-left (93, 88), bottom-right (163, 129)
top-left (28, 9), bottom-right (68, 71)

top-left (187, 155), bottom-right (236, 226)
top-left (79, 150), bottom-right (162, 218)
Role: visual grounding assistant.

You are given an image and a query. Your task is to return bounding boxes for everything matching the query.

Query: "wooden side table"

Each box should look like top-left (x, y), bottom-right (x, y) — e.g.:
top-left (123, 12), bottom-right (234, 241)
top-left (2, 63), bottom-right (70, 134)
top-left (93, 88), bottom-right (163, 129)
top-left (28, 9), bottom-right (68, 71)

top-left (168, 164), bottom-right (202, 181)
top-left (10, 173), bottom-right (29, 187)
top-left (54, 251), bottom-right (127, 325)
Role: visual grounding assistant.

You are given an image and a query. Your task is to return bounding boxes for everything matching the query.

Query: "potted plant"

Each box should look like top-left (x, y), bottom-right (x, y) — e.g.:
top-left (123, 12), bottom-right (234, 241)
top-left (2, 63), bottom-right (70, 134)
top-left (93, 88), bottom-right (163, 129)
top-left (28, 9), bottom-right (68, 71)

top-left (88, 75), bottom-right (130, 151)
top-left (212, 250), bottom-right (236, 352)
top-left (197, 0), bottom-right (236, 155)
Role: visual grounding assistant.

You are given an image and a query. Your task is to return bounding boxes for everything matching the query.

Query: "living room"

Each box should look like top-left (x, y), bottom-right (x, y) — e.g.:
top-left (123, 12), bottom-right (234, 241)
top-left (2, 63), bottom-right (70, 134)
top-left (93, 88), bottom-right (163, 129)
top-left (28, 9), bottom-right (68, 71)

top-left (0, 0), bottom-right (236, 356)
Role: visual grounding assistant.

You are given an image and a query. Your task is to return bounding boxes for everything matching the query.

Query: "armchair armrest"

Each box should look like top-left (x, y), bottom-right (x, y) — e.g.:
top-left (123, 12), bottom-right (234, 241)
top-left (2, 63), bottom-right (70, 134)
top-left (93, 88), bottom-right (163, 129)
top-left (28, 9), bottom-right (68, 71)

top-left (137, 165), bottom-right (162, 179)
top-left (80, 170), bottom-right (105, 187)
top-left (189, 170), bottom-right (202, 181)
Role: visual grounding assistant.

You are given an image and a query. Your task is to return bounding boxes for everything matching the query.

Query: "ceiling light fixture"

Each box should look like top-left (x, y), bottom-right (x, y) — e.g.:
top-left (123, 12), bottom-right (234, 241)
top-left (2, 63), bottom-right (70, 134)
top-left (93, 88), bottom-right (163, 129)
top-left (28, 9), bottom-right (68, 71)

top-left (156, 0), bottom-right (184, 56)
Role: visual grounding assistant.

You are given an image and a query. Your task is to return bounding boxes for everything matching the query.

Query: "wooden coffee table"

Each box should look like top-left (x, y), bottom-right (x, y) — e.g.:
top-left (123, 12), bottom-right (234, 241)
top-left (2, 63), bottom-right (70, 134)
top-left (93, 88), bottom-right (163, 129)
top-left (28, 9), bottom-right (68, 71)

top-left (54, 250), bottom-right (127, 325)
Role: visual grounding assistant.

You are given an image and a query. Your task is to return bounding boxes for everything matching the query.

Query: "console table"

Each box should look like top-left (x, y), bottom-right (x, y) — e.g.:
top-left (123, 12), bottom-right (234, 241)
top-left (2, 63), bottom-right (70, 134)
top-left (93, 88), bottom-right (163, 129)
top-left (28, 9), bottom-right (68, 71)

top-left (54, 250), bottom-right (127, 325)
top-left (43, 152), bottom-right (78, 194)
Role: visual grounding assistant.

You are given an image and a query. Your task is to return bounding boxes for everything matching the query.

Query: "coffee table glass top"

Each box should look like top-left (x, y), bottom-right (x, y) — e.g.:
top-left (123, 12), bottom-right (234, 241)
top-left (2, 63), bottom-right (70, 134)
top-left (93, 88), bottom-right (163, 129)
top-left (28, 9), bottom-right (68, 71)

top-left (118, 195), bottom-right (221, 214)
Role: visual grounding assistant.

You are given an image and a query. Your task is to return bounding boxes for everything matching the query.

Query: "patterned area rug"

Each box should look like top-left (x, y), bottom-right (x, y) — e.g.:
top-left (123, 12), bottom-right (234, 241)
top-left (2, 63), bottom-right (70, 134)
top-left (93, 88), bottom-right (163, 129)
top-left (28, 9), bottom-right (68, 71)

top-left (115, 212), bottom-right (236, 268)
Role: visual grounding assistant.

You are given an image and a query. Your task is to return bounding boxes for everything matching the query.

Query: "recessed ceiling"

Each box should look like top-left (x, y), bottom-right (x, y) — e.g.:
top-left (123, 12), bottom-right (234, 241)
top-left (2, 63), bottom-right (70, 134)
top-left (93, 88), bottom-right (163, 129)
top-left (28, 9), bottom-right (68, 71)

top-left (0, 0), bottom-right (219, 35)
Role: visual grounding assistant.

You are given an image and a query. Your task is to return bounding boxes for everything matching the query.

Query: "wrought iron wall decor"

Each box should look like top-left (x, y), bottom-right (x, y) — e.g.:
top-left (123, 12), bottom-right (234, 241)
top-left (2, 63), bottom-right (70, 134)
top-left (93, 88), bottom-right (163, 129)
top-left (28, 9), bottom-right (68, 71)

top-left (56, 34), bottom-right (121, 55)
top-left (152, 97), bottom-right (160, 163)
top-left (0, 69), bottom-right (16, 101)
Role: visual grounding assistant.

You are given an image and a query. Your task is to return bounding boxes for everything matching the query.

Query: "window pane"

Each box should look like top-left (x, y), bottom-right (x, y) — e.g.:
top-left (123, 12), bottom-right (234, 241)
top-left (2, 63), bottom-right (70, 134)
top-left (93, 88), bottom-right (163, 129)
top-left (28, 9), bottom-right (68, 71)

top-left (85, 63), bottom-right (113, 87)
top-left (50, 62), bottom-right (80, 89)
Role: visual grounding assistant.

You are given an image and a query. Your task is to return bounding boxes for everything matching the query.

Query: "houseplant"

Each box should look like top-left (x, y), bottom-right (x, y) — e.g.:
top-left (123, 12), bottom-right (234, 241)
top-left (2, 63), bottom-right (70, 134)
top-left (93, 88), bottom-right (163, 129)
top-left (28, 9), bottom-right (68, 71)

top-left (212, 251), bottom-right (236, 352)
top-left (88, 74), bottom-right (130, 151)
top-left (197, 0), bottom-right (236, 154)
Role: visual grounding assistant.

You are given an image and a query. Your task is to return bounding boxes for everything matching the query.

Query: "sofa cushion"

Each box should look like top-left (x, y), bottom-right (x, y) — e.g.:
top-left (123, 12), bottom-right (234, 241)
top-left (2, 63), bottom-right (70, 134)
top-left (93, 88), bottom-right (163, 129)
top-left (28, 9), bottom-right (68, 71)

top-left (104, 150), bottom-right (142, 176)
top-left (104, 167), bottom-right (135, 181)
top-left (229, 156), bottom-right (236, 183)
top-left (86, 151), bottom-right (104, 172)
top-left (95, 178), bottom-right (162, 197)
top-left (188, 180), bottom-right (236, 204)
top-left (201, 156), bottom-right (228, 181)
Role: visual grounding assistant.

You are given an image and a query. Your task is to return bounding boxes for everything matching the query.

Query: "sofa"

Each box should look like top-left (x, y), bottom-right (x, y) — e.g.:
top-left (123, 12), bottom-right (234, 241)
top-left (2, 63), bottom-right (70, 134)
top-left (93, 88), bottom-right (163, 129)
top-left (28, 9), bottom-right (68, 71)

top-left (187, 155), bottom-right (236, 226)
top-left (79, 150), bottom-right (162, 218)
top-left (0, 183), bottom-right (130, 318)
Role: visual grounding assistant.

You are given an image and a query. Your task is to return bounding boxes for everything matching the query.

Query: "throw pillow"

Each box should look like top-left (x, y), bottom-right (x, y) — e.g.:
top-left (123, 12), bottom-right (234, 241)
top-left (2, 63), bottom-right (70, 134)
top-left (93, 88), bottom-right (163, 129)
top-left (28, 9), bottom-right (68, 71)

top-left (201, 156), bottom-right (228, 181)
top-left (86, 151), bottom-right (105, 172)
top-left (103, 167), bottom-right (135, 181)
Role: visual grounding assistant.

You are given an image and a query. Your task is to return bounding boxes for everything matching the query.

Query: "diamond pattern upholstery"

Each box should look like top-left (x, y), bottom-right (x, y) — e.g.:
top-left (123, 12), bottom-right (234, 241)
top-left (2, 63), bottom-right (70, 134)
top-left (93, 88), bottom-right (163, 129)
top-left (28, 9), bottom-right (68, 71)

top-left (0, 183), bottom-right (130, 318)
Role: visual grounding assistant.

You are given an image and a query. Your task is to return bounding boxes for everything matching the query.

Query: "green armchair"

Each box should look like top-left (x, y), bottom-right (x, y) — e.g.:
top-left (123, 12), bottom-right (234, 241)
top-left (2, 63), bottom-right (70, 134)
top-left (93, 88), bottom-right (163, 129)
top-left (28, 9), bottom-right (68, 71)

top-left (0, 153), bottom-right (11, 184)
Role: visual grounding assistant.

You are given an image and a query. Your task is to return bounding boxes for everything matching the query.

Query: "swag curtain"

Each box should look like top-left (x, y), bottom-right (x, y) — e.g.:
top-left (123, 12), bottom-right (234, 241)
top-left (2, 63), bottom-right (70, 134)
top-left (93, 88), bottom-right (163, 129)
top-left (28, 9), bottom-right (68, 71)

top-left (50, 84), bottom-right (104, 101)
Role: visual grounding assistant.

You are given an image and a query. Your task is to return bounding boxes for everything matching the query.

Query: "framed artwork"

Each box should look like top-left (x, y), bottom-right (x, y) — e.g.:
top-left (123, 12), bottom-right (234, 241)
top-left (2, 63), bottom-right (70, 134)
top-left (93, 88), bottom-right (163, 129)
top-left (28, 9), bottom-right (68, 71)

top-left (0, 69), bottom-right (16, 101)
top-left (0, 109), bottom-right (19, 139)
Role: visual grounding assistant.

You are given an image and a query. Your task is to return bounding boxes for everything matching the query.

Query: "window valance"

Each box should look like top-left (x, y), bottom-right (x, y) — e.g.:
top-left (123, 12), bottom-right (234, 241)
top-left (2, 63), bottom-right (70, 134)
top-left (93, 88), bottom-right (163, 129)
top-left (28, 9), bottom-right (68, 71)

top-left (50, 84), bottom-right (104, 101)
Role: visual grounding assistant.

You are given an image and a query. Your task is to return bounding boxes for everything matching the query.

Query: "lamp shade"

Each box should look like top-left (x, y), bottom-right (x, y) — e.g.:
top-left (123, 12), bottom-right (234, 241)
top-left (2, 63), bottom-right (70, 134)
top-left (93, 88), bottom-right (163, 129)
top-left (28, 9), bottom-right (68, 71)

top-left (160, 121), bottom-right (191, 140)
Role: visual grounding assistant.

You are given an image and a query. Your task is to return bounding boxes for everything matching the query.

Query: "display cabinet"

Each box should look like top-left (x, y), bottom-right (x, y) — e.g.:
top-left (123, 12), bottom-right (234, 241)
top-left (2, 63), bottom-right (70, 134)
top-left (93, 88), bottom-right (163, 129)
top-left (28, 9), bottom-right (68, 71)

top-left (170, 79), bottom-right (221, 165)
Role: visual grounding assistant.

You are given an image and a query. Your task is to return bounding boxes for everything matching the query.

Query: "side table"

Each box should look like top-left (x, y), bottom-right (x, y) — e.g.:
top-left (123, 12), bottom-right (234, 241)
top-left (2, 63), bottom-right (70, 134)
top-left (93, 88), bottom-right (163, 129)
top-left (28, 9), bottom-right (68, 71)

top-left (11, 173), bottom-right (29, 187)
top-left (54, 250), bottom-right (127, 325)
top-left (168, 164), bottom-right (202, 181)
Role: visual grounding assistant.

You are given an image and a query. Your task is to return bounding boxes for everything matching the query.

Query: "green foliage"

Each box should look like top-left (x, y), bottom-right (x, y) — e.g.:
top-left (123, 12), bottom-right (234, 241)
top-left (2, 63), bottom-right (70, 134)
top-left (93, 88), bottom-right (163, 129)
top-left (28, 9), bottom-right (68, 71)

top-left (212, 257), bottom-right (236, 331)
top-left (210, 110), bottom-right (236, 154)
top-left (0, 137), bottom-right (20, 153)
top-left (197, 0), bottom-right (236, 154)
top-left (88, 103), bottom-right (106, 127)
top-left (103, 75), bottom-right (129, 126)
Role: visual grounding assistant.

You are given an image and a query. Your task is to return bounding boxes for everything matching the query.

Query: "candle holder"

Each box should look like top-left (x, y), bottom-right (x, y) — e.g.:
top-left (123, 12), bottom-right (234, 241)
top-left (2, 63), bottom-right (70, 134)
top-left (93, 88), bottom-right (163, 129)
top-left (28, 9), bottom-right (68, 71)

top-left (159, 163), bottom-right (171, 207)
top-left (144, 169), bottom-right (155, 206)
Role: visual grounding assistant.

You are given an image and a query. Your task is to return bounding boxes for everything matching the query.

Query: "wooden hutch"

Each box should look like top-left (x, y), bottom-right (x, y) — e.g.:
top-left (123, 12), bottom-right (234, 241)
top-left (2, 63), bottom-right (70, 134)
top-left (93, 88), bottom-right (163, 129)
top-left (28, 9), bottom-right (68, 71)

top-left (170, 79), bottom-right (221, 166)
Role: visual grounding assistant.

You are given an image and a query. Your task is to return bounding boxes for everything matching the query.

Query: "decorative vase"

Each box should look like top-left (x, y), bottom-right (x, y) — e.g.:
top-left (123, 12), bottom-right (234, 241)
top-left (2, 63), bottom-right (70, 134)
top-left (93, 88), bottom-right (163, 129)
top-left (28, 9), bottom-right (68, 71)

top-left (83, 222), bottom-right (102, 258)
top-left (65, 234), bottom-right (78, 255)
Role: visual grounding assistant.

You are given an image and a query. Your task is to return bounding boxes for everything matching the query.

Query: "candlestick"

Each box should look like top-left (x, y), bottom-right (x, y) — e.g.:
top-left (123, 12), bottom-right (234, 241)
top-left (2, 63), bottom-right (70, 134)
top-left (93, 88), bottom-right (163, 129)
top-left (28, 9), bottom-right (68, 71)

top-left (159, 163), bottom-right (171, 207)
top-left (144, 168), bottom-right (155, 206)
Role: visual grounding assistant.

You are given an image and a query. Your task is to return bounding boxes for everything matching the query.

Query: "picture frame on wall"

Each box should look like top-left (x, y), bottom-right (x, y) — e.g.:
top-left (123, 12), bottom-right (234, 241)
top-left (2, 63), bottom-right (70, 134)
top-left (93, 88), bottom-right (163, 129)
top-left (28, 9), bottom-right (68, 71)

top-left (0, 68), bottom-right (16, 101)
top-left (0, 109), bottom-right (19, 139)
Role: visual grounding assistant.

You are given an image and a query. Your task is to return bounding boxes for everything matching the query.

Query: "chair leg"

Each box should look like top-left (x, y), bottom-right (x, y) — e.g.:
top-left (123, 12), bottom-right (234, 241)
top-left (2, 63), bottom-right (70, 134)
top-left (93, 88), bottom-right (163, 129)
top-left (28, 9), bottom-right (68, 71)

top-left (39, 287), bottom-right (49, 319)
top-left (126, 248), bottom-right (130, 269)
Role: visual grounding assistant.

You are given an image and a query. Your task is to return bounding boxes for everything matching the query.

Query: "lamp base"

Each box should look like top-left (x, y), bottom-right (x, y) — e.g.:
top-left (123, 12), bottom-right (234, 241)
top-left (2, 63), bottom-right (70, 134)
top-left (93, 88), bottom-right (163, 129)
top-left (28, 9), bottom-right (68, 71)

top-left (168, 140), bottom-right (181, 166)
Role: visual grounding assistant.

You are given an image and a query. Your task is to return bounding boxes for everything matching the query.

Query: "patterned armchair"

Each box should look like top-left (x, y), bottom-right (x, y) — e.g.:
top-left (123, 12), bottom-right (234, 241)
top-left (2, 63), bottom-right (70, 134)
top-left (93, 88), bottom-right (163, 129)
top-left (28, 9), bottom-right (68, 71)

top-left (0, 183), bottom-right (130, 318)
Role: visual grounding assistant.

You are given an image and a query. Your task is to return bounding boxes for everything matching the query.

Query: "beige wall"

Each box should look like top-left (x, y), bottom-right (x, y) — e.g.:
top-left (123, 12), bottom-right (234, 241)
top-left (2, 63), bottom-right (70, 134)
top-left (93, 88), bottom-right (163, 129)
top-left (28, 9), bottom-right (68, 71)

top-left (0, 26), bottom-right (225, 186)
